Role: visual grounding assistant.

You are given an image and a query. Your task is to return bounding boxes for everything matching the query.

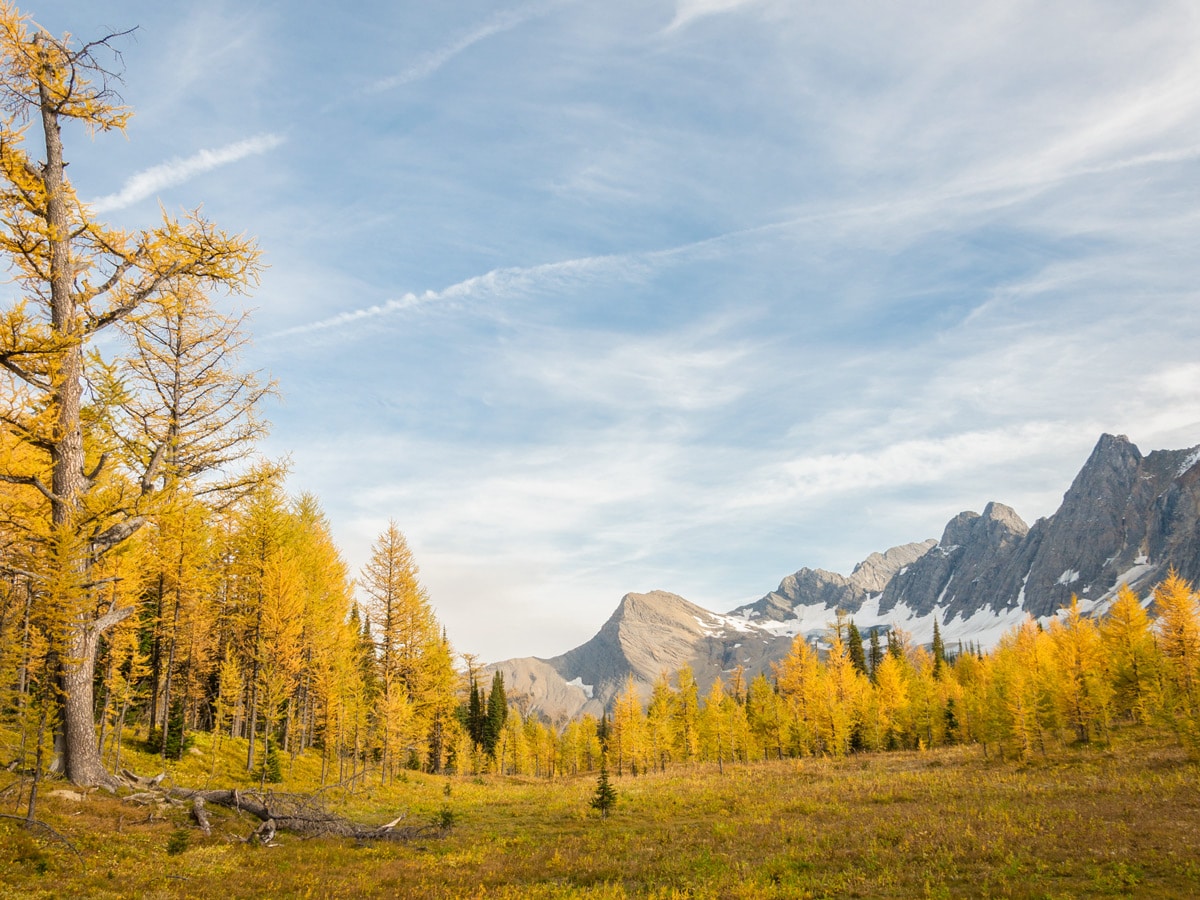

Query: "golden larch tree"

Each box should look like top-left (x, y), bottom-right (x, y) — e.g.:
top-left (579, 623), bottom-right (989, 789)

top-left (0, 4), bottom-right (260, 786)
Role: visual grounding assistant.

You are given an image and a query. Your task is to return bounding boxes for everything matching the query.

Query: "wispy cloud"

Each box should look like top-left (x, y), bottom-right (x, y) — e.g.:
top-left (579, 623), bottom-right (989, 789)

top-left (269, 250), bottom-right (646, 338)
top-left (368, 2), bottom-right (566, 93)
top-left (90, 133), bottom-right (286, 213)
top-left (738, 424), bottom-right (1083, 511)
top-left (667, 0), bottom-right (765, 32)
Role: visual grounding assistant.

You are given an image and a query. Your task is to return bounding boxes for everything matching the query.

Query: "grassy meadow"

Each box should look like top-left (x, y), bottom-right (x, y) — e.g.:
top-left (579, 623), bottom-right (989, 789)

top-left (1, 729), bottom-right (1198, 899)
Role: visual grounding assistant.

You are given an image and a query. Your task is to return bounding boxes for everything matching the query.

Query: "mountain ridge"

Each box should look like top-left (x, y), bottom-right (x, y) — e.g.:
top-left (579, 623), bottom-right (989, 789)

top-left (490, 433), bottom-right (1200, 721)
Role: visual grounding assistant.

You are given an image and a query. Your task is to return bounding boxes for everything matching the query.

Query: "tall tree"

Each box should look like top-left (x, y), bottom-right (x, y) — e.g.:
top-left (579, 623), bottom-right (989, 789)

top-left (0, 5), bottom-right (259, 786)
top-left (1100, 584), bottom-right (1158, 723)
top-left (483, 670), bottom-right (507, 757)
top-left (868, 628), bottom-right (883, 682)
top-left (360, 521), bottom-right (454, 773)
top-left (931, 619), bottom-right (947, 677)
top-left (1153, 571), bottom-right (1200, 751)
top-left (847, 622), bottom-right (868, 676)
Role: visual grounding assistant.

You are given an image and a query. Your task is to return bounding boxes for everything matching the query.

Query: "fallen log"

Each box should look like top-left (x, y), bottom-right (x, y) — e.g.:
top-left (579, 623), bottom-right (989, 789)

top-left (191, 796), bottom-right (212, 836)
top-left (167, 788), bottom-right (440, 841)
top-left (114, 770), bottom-right (445, 842)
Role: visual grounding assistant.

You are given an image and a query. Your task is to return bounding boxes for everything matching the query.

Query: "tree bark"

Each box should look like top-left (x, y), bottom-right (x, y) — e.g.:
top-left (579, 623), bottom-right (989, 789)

top-left (60, 606), bottom-right (132, 787)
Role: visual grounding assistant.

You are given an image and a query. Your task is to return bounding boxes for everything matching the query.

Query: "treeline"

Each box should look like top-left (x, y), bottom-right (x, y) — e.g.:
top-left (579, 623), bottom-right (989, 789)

top-left (469, 575), bottom-right (1200, 779)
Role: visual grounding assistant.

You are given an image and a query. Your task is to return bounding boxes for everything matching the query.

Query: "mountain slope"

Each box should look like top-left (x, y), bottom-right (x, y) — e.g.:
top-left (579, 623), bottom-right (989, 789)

top-left (493, 590), bottom-right (794, 723)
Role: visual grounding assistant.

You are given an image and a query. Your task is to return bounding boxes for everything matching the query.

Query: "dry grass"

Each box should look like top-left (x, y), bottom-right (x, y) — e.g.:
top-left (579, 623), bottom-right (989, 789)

top-left (1, 729), bottom-right (1198, 898)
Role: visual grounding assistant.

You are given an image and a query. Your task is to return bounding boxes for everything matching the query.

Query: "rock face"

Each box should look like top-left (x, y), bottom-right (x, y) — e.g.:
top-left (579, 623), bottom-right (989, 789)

top-left (878, 502), bottom-right (1030, 620)
top-left (737, 540), bottom-right (937, 622)
top-left (491, 434), bottom-right (1200, 720)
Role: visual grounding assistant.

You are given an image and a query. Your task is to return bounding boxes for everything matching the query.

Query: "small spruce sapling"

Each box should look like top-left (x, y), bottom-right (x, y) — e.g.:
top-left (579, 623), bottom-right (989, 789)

top-left (591, 755), bottom-right (617, 819)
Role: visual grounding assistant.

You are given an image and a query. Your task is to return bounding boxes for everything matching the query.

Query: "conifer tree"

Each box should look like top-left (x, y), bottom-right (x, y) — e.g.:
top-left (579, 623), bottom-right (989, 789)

top-left (1153, 571), bottom-right (1200, 750)
top-left (671, 665), bottom-right (700, 764)
top-left (848, 622), bottom-right (868, 676)
top-left (1048, 597), bottom-right (1111, 744)
top-left (467, 673), bottom-right (485, 747)
top-left (360, 521), bottom-right (454, 774)
top-left (774, 635), bottom-right (820, 756)
top-left (483, 670), bottom-right (507, 756)
top-left (746, 673), bottom-right (785, 761)
top-left (931, 619), bottom-right (947, 677)
top-left (868, 628), bottom-right (883, 681)
top-left (1100, 585), bottom-right (1158, 723)
top-left (611, 674), bottom-right (645, 776)
top-left (645, 671), bottom-right (676, 773)
top-left (590, 755), bottom-right (617, 818)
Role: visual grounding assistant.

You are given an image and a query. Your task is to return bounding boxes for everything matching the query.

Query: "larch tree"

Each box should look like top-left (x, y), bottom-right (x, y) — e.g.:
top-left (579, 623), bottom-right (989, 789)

top-left (360, 521), bottom-right (455, 774)
top-left (671, 664), bottom-right (700, 765)
top-left (0, 4), bottom-right (260, 786)
top-left (645, 671), bottom-right (676, 773)
top-left (1153, 571), bottom-right (1200, 751)
top-left (610, 674), bottom-right (645, 776)
top-left (1100, 584), bottom-right (1158, 723)
top-left (746, 672), bottom-right (785, 761)
top-left (774, 635), bottom-right (820, 756)
top-left (1048, 597), bottom-right (1111, 744)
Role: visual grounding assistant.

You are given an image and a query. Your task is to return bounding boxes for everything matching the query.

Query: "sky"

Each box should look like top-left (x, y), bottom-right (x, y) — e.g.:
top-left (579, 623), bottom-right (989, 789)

top-left (23, 0), bottom-right (1200, 661)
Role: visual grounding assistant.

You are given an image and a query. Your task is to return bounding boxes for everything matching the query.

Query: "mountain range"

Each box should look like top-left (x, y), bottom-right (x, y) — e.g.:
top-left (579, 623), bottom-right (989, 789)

top-left (489, 434), bottom-right (1200, 722)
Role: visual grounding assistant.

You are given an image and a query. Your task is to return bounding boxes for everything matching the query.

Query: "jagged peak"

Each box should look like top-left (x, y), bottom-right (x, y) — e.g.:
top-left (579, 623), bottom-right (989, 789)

top-left (981, 501), bottom-right (1029, 536)
top-left (848, 540), bottom-right (938, 591)
top-left (1083, 432), bottom-right (1141, 472)
top-left (939, 510), bottom-right (980, 547)
top-left (1060, 433), bottom-right (1143, 506)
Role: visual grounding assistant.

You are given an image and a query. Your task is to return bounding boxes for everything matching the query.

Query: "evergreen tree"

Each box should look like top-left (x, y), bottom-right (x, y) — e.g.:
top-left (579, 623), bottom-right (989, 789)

top-left (467, 675), bottom-right (485, 746)
top-left (483, 671), bottom-right (507, 756)
top-left (597, 713), bottom-right (611, 752)
top-left (868, 628), bottom-right (883, 682)
top-left (848, 622), bottom-right (868, 676)
top-left (931, 619), bottom-right (947, 677)
top-left (590, 755), bottom-right (617, 818)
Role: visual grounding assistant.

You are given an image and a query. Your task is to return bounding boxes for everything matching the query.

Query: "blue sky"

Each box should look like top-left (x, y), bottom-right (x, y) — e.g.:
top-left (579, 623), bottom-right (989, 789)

top-left (29, 1), bottom-right (1200, 660)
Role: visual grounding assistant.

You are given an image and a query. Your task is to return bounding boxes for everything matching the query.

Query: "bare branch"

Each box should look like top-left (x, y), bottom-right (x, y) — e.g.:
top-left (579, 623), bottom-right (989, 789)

top-left (0, 472), bottom-right (59, 504)
top-left (94, 603), bottom-right (133, 633)
top-left (89, 515), bottom-right (145, 557)
top-left (84, 450), bottom-right (108, 485)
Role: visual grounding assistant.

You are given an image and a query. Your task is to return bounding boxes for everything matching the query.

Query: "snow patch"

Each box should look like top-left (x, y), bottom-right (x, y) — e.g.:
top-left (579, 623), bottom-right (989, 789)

top-left (1090, 559), bottom-right (1159, 614)
top-left (565, 677), bottom-right (594, 699)
top-left (1178, 448), bottom-right (1200, 477)
top-left (936, 575), bottom-right (954, 606)
top-left (1057, 569), bottom-right (1080, 586)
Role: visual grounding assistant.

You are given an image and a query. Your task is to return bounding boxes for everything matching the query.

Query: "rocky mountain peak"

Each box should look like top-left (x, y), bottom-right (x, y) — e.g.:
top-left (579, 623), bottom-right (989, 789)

top-left (848, 540), bottom-right (937, 592)
top-left (979, 502), bottom-right (1029, 541)
top-left (939, 511), bottom-right (980, 547)
top-left (1062, 433), bottom-right (1142, 507)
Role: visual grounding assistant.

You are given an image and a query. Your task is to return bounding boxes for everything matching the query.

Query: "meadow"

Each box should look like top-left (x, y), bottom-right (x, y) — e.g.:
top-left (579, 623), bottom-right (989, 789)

top-left (1, 728), bottom-right (1197, 899)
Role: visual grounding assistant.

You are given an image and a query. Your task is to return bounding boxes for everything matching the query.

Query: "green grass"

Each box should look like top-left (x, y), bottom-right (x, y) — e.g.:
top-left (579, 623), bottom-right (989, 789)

top-left (1, 729), bottom-right (1198, 898)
